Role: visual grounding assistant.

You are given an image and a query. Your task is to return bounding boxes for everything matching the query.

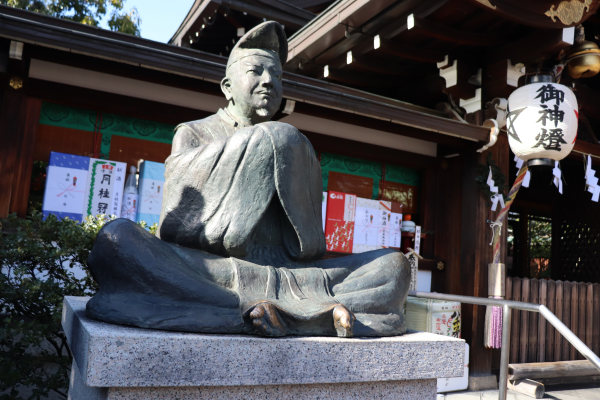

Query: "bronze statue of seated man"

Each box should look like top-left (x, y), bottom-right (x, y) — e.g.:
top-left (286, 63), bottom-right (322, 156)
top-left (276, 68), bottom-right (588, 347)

top-left (86, 21), bottom-right (411, 338)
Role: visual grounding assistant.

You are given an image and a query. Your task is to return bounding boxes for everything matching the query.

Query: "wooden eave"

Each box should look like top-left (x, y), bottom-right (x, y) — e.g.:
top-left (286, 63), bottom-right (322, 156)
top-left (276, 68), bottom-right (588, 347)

top-left (287, 0), bottom-right (451, 67)
top-left (0, 5), bottom-right (490, 143)
top-left (465, 0), bottom-right (600, 30)
top-left (170, 0), bottom-right (316, 46)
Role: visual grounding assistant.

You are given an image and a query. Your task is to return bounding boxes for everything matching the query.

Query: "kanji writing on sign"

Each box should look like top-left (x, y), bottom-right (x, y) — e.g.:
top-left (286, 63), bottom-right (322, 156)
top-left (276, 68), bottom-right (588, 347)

top-left (535, 84), bottom-right (565, 106)
top-left (97, 203), bottom-right (108, 214)
top-left (533, 128), bottom-right (567, 151)
top-left (451, 312), bottom-right (461, 338)
top-left (537, 105), bottom-right (564, 128)
top-left (101, 174), bottom-right (111, 184)
top-left (98, 189), bottom-right (110, 198)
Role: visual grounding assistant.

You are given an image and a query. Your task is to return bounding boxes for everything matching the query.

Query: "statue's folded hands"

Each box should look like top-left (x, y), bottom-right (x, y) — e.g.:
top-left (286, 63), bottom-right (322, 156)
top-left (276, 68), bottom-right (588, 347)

top-left (86, 21), bottom-right (411, 338)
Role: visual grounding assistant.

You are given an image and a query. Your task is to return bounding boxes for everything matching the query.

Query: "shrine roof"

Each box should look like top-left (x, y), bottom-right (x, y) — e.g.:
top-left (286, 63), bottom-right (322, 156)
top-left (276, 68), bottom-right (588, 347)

top-left (0, 4), bottom-right (490, 143)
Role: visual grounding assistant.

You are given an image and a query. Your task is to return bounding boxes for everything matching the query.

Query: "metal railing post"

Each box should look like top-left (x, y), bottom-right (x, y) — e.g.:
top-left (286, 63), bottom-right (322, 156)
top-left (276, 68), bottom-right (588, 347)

top-left (408, 290), bottom-right (600, 400)
top-left (498, 304), bottom-right (511, 400)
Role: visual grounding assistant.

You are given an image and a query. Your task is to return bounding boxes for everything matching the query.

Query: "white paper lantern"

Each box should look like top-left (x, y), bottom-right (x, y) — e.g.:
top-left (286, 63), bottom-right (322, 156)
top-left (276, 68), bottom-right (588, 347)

top-left (507, 81), bottom-right (578, 162)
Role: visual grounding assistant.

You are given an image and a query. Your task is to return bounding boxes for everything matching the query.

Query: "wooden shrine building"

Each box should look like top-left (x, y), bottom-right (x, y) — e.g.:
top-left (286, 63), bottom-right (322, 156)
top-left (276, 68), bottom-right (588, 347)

top-left (3, 0), bottom-right (600, 389)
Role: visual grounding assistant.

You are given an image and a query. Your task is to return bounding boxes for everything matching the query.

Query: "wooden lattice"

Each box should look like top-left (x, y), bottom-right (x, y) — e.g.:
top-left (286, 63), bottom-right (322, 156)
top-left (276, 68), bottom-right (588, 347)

top-left (552, 165), bottom-right (600, 283)
top-left (505, 277), bottom-right (600, 364)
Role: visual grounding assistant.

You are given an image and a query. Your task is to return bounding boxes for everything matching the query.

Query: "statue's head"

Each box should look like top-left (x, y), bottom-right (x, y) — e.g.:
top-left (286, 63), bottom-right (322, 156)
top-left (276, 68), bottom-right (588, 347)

top-left (221, 21), bottom-right (287, 125)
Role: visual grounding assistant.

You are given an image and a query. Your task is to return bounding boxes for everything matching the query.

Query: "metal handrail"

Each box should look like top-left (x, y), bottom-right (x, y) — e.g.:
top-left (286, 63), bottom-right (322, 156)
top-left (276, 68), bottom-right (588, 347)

top-left (408, 290), bottom-right (600, 400)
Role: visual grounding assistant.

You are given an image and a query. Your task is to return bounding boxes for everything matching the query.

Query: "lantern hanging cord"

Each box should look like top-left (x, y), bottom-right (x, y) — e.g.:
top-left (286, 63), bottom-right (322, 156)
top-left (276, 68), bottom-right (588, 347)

top-left (491, 165), bottom-right (529, 263)
top-left (572, 149), bottom-right (600, 159)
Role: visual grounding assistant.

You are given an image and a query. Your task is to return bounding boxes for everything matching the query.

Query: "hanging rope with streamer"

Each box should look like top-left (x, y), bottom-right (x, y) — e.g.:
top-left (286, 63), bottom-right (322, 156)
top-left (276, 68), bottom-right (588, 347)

top-left (484, 164), bottom-right (529, 349)
top-left (492, 165), bottom-right (528, 263)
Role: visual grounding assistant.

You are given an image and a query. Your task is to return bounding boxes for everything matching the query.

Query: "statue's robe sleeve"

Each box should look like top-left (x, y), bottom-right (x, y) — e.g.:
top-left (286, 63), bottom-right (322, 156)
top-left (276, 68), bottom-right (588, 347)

top-left (159, 121), bottom-right (326, 262)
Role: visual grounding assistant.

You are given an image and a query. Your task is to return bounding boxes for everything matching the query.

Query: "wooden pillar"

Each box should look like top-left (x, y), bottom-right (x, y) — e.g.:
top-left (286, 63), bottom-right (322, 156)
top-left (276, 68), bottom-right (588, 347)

top-left (0, 90), bottom-right (42, 218)
top-left (459, 133), bottom-right (510, 376)
top-left (432, 157), bottom-right (463, 294)
top-left (420, 168), bottom-right (437, 260)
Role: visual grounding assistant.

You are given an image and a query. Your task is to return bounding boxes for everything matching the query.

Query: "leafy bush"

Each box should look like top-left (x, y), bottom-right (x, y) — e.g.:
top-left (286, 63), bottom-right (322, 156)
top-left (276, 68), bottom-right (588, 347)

top-left (0, 212), bottom-right (157, 399)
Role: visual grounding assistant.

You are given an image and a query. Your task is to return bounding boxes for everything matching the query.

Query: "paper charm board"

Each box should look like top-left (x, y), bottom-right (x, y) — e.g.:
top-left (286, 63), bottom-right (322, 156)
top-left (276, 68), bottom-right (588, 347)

top-left (42, 152), bottom-right (90, 222)
top-left (136, 161), bottom-right (165, 225)
top-left (324, 191), bottom-right (356, 253)
top-left (84, 158), bottom-right (127, 218)
top-left (352, 199), bottom-right (391, 253)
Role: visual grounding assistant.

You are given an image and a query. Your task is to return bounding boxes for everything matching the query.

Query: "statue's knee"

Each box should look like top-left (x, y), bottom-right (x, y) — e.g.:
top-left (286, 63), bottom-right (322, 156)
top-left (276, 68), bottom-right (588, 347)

top-left (92, 219), bottom-right (145, 259)
top-left (382, 251), bottom-right (411, 282)
top-left (97, 218), bottom-right (137, 242)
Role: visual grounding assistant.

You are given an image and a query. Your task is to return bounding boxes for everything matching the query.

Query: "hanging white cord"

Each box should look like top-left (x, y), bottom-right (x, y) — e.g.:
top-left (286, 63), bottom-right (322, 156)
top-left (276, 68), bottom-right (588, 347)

top-left (489, 221), bottom-right (502, 246)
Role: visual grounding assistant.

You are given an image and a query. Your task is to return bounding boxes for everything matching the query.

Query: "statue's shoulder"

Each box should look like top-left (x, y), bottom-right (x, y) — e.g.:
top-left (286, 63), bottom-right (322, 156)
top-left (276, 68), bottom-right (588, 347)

top-left (172, 114), bottom-right (229, 153)
top-left (177, 114), bottom-right (224, 135)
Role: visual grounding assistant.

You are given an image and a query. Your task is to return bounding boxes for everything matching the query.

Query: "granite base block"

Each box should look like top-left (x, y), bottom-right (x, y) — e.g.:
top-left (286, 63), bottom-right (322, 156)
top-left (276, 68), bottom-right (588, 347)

top-left (63, 296), bottom-right (465, 399)
top-left (70, 364), bottom-right (436, 400)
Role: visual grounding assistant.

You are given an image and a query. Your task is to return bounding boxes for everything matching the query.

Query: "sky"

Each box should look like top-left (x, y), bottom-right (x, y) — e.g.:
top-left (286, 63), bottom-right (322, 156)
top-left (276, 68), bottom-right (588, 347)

top-left (99, 0), bottom-right (195, 43)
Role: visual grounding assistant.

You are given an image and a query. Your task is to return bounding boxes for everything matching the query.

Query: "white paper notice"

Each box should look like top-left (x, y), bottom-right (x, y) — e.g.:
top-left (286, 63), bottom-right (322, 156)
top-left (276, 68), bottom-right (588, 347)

top-left (138, 179), bottom-right (164, 215)
top-left (414, 225), bottom-right (421, 255)
top-left (353, 206), bottom-right (379, 246)
top-left (377, 209), bottom-right (391, 247)
top-left (43, 166), bottom-right (88, 214)
top-left (84, 159), bottom-right (126, 218)
top-left (390, 212), bottom-right (403, 248)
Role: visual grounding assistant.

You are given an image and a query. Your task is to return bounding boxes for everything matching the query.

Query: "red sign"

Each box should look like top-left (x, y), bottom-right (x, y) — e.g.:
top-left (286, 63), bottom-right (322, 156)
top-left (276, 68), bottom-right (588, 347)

top-left (324, 191), bottom-right (356, 253)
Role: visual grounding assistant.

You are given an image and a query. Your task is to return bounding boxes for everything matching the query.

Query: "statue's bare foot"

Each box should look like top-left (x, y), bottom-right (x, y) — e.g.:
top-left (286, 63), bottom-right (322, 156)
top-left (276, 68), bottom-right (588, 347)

top-left (249, 302), bottom-right (287, 337)
top-left (333, 304), bottom-right (355, 338)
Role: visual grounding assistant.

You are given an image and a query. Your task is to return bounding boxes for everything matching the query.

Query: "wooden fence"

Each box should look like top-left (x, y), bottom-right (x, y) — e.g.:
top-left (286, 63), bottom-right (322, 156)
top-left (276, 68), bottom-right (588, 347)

top-left (505, 277), bottom-right (600, 364)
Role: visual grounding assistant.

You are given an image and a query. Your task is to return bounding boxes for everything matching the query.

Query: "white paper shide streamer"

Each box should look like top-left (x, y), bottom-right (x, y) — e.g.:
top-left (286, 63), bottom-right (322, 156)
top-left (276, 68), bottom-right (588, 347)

top-left (553, 161), bottom-right (563, 194)
top-left (585, 155), bottom-right (600, 202)
top-left (514, 156), bottom-right (531, 188)
top-left (487, 167), bottom-right (505, 211)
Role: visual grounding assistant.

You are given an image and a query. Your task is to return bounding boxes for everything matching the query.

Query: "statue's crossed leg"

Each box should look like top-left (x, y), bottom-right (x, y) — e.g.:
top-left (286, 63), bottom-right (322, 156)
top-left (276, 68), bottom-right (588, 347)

top-left (247, 302), bottom-right (355, 338)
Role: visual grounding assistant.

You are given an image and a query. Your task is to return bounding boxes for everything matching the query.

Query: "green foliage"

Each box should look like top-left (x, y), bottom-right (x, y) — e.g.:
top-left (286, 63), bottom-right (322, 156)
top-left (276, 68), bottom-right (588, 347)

top-left (27, 161), bottom-right (48, 217)
top-left (529, 217), bottom-right (552, 279)
top-left (475, 153), bottom-right (509, 206)
top-left (1, 0), bottom-right (141, 36)
top-left (529, 218), bottom-right (552, 259)
top-left (0, 212), bottom-right (157, 399)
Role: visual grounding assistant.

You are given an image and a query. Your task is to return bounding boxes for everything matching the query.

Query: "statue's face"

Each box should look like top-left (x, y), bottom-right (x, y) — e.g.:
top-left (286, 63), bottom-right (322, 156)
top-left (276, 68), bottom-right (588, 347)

top-left (222, 55), bottom-right (283, 122)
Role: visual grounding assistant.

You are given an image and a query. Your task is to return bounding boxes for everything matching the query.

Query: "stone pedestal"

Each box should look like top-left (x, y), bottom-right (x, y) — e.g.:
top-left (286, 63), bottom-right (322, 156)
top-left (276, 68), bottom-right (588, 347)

top-left (63, 296), bottom-right (465, 400)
